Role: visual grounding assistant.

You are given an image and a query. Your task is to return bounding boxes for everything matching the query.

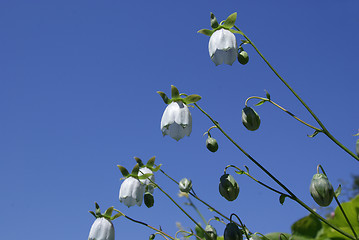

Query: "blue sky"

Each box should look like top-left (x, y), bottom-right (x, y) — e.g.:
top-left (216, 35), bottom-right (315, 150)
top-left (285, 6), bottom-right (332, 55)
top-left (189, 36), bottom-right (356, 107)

top-left (1, 1), bottom-right (359, 239)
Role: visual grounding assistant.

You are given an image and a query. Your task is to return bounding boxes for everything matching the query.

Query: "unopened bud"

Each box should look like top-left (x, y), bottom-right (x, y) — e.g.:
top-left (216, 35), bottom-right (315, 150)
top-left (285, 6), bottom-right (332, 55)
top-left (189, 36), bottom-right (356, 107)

top-left (219, 174), bottom-right (239, 201)
top-left (238, 51), bottom-right (249, 65)
top-left (144, 192), bottom-right (154, 208)
top-left (205, 224), bottom-right (217, 240)
top-left (310, 173), bottom-right (334, 207)
top-left (179, 178), bottom-right (192, 193)
top-left (242, 107), bottom-right (260, 131)
top-left (224, 222), bottom-right (243, 240)
top-left (206, 137), bottom-right (219, 152)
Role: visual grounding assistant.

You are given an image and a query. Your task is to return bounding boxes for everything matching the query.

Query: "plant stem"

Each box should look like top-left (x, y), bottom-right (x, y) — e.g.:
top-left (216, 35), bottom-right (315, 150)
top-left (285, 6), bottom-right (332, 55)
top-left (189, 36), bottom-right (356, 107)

top-left (113, 209), bottom-right (175, 240)
top-left (245, 96), bottom-right (321, 131)
top-left (235, 26), bottom-right (359, 162)
top-left (334, 196), bottom-right (358, 239)
top-left (194, 103), bottom-right (356, 240)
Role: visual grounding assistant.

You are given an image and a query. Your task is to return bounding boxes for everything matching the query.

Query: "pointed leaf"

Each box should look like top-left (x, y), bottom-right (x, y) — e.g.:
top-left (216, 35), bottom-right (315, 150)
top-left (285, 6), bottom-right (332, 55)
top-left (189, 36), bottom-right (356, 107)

top-left (235, 170), bottom-right (245, 175)
top-left (146, 156), bottom-right (156, 168)
top-left (171, 85), bottom-right (180, 99)
top-left (112, 212), bottom-right (124, 220)
top-left (210, 12), bottom-right (219, 29)
top-left (255, 100), bottom-right (266, 106)
top-left (131, 163), bottom-right (140, 176)
top-left (279, 194), bottom-right (287, 205)
top-left (291, 214), bottom-right (322, 238)
top-left (183, 94), bottom-right (202, 104)
top-left (228, 28), bottom-right (244, 36)
top-left (244, 165), bottom-right (250, 174)
top-left (240, 39), bottom-right (250, 44)
top-left (265, 90), bottom-right (271, 100)
top-left (89, 211), bottom-right (97, 218)
top-left (95, 202), bottom-right (101, 217)
top-left (197, 29), bottom-right (214, 36)
top-left (104, 207), bottom-right (114, 218)
top-left (117, 165), bottom-right (130, 178)
top-left (152, 164), bottom-right (162, 172)
top-left (223, 12), bottom-right (237, 29)
top-left (138, 173), bottom-right (153, 180)
top-left (335, 184), bottom-right (342, 197)
top-left (307, 130), bottom-right (320, 138)
top-left (134, 157), bottom-right (144, 167)
top-left (157, 91), bottom-right (170, 104)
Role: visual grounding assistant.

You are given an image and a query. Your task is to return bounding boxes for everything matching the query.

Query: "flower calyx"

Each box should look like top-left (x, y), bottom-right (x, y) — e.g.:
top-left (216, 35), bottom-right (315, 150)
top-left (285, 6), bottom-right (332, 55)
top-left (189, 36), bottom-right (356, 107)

top-left (198, 12), bottom-right (243, 37)
top-left (157, 85), bottom-right (201, 105)
top-left (89, 202), bottom-right (123, 221)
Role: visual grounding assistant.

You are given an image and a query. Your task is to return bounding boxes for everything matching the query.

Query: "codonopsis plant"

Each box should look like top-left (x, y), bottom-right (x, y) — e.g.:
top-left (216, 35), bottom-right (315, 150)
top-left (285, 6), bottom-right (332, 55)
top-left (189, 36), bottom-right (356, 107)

top-left (88, 12), bottom-right (359, 240)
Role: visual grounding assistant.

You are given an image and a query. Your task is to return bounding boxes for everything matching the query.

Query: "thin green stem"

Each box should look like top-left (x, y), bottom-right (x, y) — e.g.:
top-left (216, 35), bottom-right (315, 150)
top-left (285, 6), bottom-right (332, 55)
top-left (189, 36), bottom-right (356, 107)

top-left (334, 196), bottom-right (358, 239)
top-left (225, 165), bottom-right (290, 197)
top-left (235, 25), bottom-right (359, 162)
top-left (158, 168), bottom-right (242, 228)
top-left (113, 209), bottom-right (175, 240)
top-left (188, 197), bottom-right (208, 225)
top-left (147, 178), bottom-right (208, 240)
top-left (194, 103), bottom-right (356, 240)
top-left (245, 96), bottom-right (321, 131)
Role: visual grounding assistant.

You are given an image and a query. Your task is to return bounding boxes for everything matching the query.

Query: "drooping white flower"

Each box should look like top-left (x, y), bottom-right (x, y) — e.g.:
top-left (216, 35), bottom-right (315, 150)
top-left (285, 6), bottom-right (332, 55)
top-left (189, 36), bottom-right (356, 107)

top-left (138, 167), bottom-right (155, 194)
top-left (160, 101), bottom-right (192, 141)
top-left (208, 28), bottom-right (238, 66)
top-left (119, 176), bottom-right (145, 207)
top-left (88, 217), bottom-right (115, 240)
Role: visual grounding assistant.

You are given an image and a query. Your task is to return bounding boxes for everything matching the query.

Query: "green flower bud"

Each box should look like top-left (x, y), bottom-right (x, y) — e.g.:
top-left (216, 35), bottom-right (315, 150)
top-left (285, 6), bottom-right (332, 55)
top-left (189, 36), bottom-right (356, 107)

top-left (356, 139), bottom-right (359, 157)
top-left (179, 178), bottom-right (192, 193)
top-left (204, 224), bottom-right (217, 240)
top-left (206, 137), bottom-right (219, 152)
top-left (144, 192), bottom-right (154, 208)
top-left (219, 174), bottom-right (239, 201)
top-left (310, 173), bottom-right (334, 207)
top-left (242, 107), bottom-right (260, 131)
top-left (238, 51), bottom-right (249, 65)
top-left (224, 222), bottom-right (243, 240)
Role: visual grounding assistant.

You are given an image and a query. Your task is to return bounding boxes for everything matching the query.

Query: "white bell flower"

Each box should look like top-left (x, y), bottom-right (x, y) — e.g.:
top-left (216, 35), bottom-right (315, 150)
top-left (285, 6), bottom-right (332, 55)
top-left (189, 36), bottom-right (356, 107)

top-left (160, 101), bottom-right (192, 141)
top-left (88, 217), bottom-right (115, 240)
top-left (119, 176), bottom-right (145, 207)
top-left (208, 28), bottom-right (238, 66)
top-left (138, 167), bottom-right (155, 194)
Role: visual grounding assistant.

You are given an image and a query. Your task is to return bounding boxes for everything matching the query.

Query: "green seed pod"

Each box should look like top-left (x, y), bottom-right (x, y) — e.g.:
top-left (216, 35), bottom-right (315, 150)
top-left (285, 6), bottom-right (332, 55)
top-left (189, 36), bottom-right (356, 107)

top-left (204, 224), bottom-right (217, 240)
top-left (356, 139), bottom-right (359, 157)
top-left (144, 192), bottom-right (154, 208)
top-left (219, 174), bottom-right (240, 201)
top-left (238, 51), bottom-right (249, 65)
top-left (310, 173), bottom-right (334, 207)
top-left (224, 222), bottom-right (243, 240)
top-left (206, 137), bottom-right (219, 152)
top-left (242, 107), bottom-right (261, 131)
top-left (179, 178), bottom-right (192, 193)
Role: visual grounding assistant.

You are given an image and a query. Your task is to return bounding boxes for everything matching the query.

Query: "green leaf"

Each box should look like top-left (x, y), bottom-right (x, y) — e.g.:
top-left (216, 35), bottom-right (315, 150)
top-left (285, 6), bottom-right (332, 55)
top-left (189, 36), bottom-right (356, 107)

top-left (307, 130), bottom-right (320, 138)
top-left (152, 164), bottom-right (162, 172)
top-left (183, 94), bottom-right (202, 104)
top-left (265, 90), bottom-right (271, 100)
top-left (198, 29), bottom-right (214, 36)
top-left (255, 100), bottom-right (266, 106)
top-left (111, 212), bottom-right (124, 220)
top-left (210, 12), bottom-right (219, 29)
top-left (95, 202), bottom-right (101, 217)
top-left (264, 233), bottom-right (291, 240)
top-left (104, 207), bottom-right (114, 218)
top-left (335, 184), bottom-right (342, 197)
top-left (134, 157), bottom-right (144, 167)
top-left (240, 39), bottom-right (250, 44)
top-left (235, 170), bottom-right (245, 175)
top-left (222, 12), bottom-right (237, 29)
top-left (157, 91), bottom-right (170, 104)
top-left (117, 165), bottom-right (130, 178)
top-left (89, 211), bottom-right (97, 218)
top-left (137, 173), bottom-right (153, 180)
top-left (228, 29), bottom-right (244, 36)
top-left (291, 214), bottom-right (322, 239)
top-left (131, 164), bottom-right (140, 176)
top-left (146, 156), bottom-right (156, 168)
top-left (171, 85), bottom-right (180, 99)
